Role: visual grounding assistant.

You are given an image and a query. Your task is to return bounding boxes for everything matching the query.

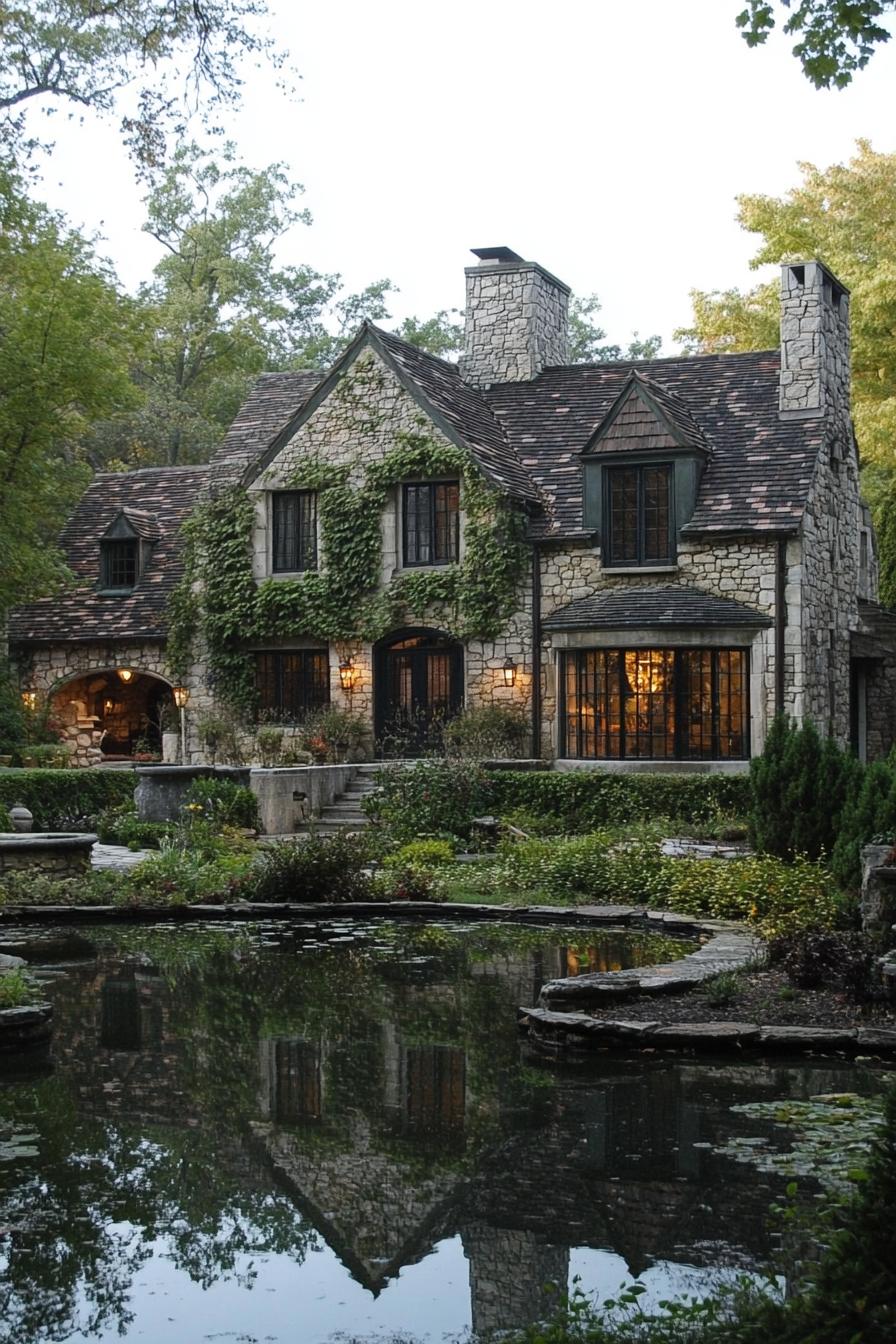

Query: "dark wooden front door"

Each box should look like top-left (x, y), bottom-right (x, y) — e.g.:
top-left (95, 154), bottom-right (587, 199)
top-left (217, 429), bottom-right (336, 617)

top-left (374, 630), bottom-right (463, 755)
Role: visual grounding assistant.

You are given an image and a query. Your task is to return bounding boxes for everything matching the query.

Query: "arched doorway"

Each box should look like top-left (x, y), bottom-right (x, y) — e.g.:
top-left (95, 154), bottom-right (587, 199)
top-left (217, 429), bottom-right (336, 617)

top-left (374, 628), bottom-right (464, 756)
top-left (51, 669), bottom-right (175, 762)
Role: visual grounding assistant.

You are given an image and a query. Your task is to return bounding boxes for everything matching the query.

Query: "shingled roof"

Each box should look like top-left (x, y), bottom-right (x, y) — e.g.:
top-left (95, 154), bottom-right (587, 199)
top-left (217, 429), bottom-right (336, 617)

top-left (242, 324), bottom-right (541, 504)
top-left (483, 350), bottom-right (822, 538)
top-left (542, 585), bottom-right (773, 631)
top-left (209, 370), bottom-right (323, 490)
top-left (9, 466), bottom-right (208, 645)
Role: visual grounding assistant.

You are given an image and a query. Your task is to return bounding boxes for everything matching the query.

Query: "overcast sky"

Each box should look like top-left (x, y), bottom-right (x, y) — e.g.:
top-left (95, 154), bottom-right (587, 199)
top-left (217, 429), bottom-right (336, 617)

top-left (29, 0), bottom-right (896, 353)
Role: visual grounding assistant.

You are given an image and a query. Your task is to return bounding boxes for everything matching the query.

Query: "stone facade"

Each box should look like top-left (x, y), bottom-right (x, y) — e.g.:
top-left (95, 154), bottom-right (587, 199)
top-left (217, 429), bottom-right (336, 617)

top-left (12, 248), bottom-right (891, 771)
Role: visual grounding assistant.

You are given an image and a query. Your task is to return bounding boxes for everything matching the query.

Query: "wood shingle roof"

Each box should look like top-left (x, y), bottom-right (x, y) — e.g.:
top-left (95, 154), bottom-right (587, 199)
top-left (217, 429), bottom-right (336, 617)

top-left (9, 466), bottom-right (208, 644)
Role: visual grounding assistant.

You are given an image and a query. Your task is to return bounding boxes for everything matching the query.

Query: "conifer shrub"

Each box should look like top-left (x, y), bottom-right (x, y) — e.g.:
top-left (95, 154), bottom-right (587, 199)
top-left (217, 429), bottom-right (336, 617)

top-left (830, 756), bottom-right (896, 889)
top-left (749, 716), bottom-right (858, 861)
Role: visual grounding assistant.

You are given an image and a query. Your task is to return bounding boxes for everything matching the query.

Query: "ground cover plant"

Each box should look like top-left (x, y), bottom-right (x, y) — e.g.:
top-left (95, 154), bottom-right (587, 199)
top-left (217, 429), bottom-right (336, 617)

top-left (0, 966), bottom-right (42, 1008)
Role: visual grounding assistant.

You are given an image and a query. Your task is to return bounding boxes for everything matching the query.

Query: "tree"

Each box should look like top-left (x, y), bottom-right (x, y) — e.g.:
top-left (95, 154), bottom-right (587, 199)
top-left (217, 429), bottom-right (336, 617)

top-left (82, 143), bottom-right (395, 468)
top-left (677, 141), bottom-right (896, 470)
top-left (0, 160), bottom-right (141, 610)
top-left (0, 0), bottom-right (291, 167)
top-left (567, 293), bottom-right (661, 364)
top-left (395, 311), bottom-right (464, 360)
top-left (736, 1), bottom-right (894, 88)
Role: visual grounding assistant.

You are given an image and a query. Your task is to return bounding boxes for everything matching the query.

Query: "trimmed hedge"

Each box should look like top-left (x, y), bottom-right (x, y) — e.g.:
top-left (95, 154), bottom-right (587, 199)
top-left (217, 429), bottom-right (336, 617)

top-left (0, 769), bottom-right (136, 830)
top-left (483, 769), bottom-right (750, 831)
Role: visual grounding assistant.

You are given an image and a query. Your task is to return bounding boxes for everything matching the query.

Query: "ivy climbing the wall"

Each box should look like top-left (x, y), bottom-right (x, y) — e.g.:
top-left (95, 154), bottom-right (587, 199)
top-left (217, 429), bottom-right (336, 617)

top-left (167, 431), bottom-right (528, 714)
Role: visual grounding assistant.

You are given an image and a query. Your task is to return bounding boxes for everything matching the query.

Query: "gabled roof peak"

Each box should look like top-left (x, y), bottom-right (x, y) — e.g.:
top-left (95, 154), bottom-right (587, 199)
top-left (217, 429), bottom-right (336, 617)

top-left (582, 367), bottom-right (710, 458)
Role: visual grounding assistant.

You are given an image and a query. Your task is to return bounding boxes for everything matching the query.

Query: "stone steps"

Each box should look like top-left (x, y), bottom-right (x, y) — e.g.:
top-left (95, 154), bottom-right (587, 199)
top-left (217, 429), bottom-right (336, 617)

top-left (294, 766), bottom-right (380, 833)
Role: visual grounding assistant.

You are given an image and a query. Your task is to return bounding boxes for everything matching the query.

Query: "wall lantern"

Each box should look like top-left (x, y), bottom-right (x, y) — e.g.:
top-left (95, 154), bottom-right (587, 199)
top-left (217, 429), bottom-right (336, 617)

top-left (117, 667), bottom-right (134, 684)
top-left (339, 657), bottom-right (359, 692)
top-left (172, 685), bottom-right (190, 709)
top-left (20, 690), bottom-right (38, 712)
top-left (501, 658), bottom-right (517, 688)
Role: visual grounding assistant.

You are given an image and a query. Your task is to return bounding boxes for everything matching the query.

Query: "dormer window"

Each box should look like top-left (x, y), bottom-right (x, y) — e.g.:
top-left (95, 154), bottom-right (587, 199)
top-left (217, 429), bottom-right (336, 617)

top-left (605, 464), bottom-right (673, 566)
top-left (99, 509), bottom-right (157, 593)
top-left (102, 539), bottom-right (138, 589)
top-left (582, 372), bottom-right (709, 570)
top-left (272, 491), bottom-right (317, 572)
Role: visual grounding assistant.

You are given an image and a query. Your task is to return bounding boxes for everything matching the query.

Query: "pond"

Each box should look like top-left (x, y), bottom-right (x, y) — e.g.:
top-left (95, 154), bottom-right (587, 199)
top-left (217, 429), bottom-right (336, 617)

top-left (0, 918), bottom-right (891, 1344)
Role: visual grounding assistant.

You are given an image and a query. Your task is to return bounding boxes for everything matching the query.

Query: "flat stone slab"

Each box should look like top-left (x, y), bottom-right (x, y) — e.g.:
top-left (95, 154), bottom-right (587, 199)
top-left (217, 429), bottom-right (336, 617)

top-left (0, 952), bottom-right (26, 970)
top-left (758, 1026), bottom-right (858, 1050)
top-left (521, 1006), bottom-right (896, 1055)
top-left (651, 1022), bottom-right (761, 1046)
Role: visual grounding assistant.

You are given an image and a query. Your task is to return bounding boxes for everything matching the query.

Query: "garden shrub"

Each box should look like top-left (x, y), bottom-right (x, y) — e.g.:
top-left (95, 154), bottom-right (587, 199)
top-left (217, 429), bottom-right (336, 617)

top-left (183, 777), bottom-right (259, 830)
top-left (442, 704), bottom-right (529, 759)
top-left (831, 757), bottom-right (896, 889)
top-left (249, 831), bottom-right (374, 903)
top-left (769, 928), bottom-right (879, 1000)
top-left (485, 833), bottom-right (838, 935)
top-left (383, 839), bottom-right (456, 869)
top-left (483, 769), bottom-right (750, 833)
top-left (95, 803), bottom-right (173, 849)
top-left (117, 840), bottom-right (253, 906)
top-left (0, 769), bottom-right (135, 829)
top-left (364, 758), bottom-right (491, 842)
top-left (749, 716), bottom-right (858, 860)
top-left (0, 967), bottom-right (41, 1008)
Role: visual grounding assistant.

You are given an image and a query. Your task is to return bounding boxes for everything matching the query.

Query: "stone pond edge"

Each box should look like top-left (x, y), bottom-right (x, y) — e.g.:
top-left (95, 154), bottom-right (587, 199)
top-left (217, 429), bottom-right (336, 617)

top-left (5, 899), bottom-right (889, 1056)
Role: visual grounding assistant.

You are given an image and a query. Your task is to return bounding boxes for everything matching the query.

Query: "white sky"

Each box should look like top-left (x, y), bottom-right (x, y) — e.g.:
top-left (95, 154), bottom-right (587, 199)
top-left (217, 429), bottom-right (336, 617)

top-left (27, 0), bottom-right (896, 353)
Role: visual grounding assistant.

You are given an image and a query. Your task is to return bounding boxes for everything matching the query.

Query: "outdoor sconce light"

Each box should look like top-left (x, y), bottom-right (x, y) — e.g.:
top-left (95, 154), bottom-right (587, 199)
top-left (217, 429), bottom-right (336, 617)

top-left (20, 690), bottom-right (37, 712)
top-left (172, 686), bottom-right (190, 763)
top-left (338, 657), bottom-right (359, 692)
top-left (501, 658), bottom-right (517, 688)
top-left (103, 698), bottom-right (114, 715)
top-left (117, 667), bottom-right (134, 684)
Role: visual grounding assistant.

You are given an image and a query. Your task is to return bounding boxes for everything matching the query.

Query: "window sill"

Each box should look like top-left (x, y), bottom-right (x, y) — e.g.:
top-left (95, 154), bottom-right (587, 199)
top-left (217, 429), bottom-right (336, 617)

top-left (97, 587), bottom-right (137, 596)
top-left (266, 570), bottom-right (318, 580)
top-left (602, 565), bottom-right (678, 576)
top-left (397, 560), bottom-right (458, 573)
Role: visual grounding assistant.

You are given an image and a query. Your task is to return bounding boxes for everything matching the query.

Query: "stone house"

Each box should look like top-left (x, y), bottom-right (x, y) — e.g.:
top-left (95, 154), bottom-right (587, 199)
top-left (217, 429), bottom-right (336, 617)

top-left (9, 247), bottom-right (896, 769)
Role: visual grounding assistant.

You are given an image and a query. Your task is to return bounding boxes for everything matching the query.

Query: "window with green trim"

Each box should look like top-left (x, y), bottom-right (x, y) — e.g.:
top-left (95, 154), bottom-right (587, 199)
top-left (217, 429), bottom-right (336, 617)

top-left (605, 464), bottom-right (673, 566)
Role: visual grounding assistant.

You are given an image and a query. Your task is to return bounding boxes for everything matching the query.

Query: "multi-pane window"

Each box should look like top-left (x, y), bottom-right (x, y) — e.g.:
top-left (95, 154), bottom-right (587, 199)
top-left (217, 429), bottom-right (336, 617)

top-left (563, 647), bottom-right (748, 760)
top-left (605, 464), bottom-right (673, 566)
top-left (403, 482), bottom-right (460, 566)
top-left (101, 539), bottom-right (138, 589)
top-left (272, 491), bottom-right (317, 572)
top-left (255, 650), bottom-right (329, 720)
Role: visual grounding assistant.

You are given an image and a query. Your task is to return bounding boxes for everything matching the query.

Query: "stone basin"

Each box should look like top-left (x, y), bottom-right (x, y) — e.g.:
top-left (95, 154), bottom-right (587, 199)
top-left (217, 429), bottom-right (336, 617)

top-left (0, 832), bottom-right (98, 878)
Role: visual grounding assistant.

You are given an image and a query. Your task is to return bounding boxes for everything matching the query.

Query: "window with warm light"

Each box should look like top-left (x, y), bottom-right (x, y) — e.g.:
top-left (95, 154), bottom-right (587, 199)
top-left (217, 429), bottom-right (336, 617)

top-left (562, 647), bottom-right (748, 760)
top-left (403, 482), bottom-right (460, 566)
top-left (255, 650), bottom-right (329, 719)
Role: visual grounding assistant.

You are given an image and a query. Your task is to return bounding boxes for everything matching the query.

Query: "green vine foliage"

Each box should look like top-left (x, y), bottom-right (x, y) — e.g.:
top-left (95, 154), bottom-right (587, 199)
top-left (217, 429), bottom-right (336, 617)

top-left (167, 431), bottom-right (528, 713)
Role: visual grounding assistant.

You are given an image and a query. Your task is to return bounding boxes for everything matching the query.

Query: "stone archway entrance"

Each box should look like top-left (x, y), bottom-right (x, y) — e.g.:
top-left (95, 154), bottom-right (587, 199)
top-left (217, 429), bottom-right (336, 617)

top-left (373, 628), bottom-right (464, 756)
top-left (51, 669), bottom-right (176, 765)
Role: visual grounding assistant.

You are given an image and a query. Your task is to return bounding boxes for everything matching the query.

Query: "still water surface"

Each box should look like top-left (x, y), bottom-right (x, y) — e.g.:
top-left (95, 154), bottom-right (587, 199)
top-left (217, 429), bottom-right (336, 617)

top-left (0, 919), bottom-right (885, 1343)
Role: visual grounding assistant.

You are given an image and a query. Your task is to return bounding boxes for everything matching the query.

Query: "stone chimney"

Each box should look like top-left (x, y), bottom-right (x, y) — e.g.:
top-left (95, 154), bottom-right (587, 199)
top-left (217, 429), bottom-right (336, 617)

top-left (460, 246), bottom-right (570, 388)
top-left (779, 260), bottom-right (850, 424)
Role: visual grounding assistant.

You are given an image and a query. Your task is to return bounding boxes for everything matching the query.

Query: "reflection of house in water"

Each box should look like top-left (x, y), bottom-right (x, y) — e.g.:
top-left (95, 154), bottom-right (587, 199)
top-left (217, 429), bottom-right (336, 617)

top-left (42, 937), bottom-right (865, 1339)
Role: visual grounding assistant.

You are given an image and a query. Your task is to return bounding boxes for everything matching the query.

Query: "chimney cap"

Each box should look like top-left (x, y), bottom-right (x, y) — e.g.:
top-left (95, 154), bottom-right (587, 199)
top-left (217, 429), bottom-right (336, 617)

top-left (471, 246), bottom-right (525, 265)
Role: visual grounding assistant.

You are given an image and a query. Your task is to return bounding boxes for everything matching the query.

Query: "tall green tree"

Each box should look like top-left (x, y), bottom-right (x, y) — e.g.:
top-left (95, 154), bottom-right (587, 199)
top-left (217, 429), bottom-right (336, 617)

top-left (567, 293), bottom-right (662, 364)
top-left (83, 143), bottom-right (394, 468)
top-left (0, 161), bottom-right (140, 610)
top-left (736, 0), bottom-right (894, 88)
top-left (0, 0), bottom-right (291, 167)
top-left (676, 141), bottom-right (896, 597)
top-left (678, 141), bottom-right (896, 470)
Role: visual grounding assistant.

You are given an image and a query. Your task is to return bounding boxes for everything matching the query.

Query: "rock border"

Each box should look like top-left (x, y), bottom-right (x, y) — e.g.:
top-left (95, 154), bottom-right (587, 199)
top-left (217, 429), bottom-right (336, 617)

top-left (517, 1005), bottom-right (896, 1057)
top-left (0, 999), bottom-right (53, 1052)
